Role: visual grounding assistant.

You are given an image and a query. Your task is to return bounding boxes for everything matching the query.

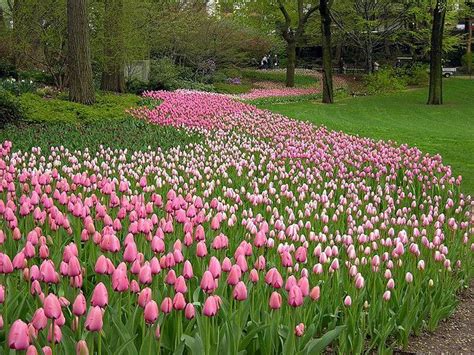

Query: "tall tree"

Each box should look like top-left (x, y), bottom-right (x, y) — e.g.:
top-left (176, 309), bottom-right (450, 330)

top-left (67, 0), bottom-right (95, 104)
top-left (101, 0), bottom-right (125, 92)
top-left (277, 0), bottom-right (319, 87)
top-left (332, 0), bottom-right (406, 72)
top-left (319, 0), bottom-right (334, 103)
top-left (427, 0), bottom-right (446, 105)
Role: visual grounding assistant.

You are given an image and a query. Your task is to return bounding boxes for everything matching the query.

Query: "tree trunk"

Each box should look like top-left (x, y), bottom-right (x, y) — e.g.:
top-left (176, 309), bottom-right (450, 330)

top-left (11, 0), bottom-right (23, 78)
top-left (467, 16), bottom-right (472, 76)
top-left (427, 1), bottom-right (446, 105)
top-left (365, 39), bottom-right (373, 73)
top-left (320, 0), bottom-right (334, 104)
top-left (286, 40), bottom-right (296, 87)
top-left (67, 0), bottom-right (95, 104)
top-left (100, 0), bottom-right (125, 92)
top-left (335, 42), bottom-right (342, 65)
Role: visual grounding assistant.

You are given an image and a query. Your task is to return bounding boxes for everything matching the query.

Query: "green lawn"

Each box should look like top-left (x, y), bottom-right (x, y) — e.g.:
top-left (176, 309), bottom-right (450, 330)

top-left (258, 78), bottom-right (474, 194)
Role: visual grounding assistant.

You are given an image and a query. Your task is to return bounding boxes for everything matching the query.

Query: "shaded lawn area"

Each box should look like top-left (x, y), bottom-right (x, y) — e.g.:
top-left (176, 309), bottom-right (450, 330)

top-left (258, 78), bottom-right (474, 195)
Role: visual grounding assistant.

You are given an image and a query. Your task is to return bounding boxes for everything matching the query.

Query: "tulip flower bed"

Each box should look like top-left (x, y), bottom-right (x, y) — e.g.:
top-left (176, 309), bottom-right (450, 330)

top-left (1, 89), bottom-right (473, 354)
top-left (236, 82), bottom-right (319, 101)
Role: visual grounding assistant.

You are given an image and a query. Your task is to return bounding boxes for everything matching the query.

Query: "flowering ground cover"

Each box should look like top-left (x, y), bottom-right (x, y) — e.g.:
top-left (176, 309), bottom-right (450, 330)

top-left (1, 89), bottom-right (473, 354)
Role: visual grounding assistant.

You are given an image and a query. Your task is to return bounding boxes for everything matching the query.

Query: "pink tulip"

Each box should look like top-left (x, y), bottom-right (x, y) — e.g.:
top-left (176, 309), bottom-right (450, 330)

top-left (73, 293), bottom-right (87, 316)
top-left (203, 296), bottom-right (219, 317)
top-left (26, 345), bottom-right (39, 355)
top-left (196, 241), bottom-right (208, 258)
top-left (76, 340), bottom-right (89, 355)
top-left (233, 281), bottom-right (248, 301)
top-left (185, 303), bottom-right (195, 319)
top-left (249, 269), bottom-right (259, 283)
top-left (47, 323), bottom-right (62, 344)
top-left (138, 288), bottom-right (152, 308)
top-left (91, 282), bottom-right (108, 308)
top-left (310, 286), bottom-right (320, 301)
top-left (161, 297), bottom-right (173, 314)
top-left (112, 262), bottom-right (129, 292)
top-left (31, 308), bottom-right (48, 330)
top-left (209, 256), bottom-right (221, 278)
top-left (227, 265), bottom-right (242, 286)
top-left (174, 275), bottom-right (188, 293)
top-left (139, 263), bottom-right (153, 285)
top-left (183, 260), bottom-right (194, 279)
top-left (43, 294), bottom-right (61, 319)
top-left (173, 292), bottom-right (186, 310)
top-left (200, 271), bottom-right (217, 293)
top-left (344, 295), bottom-right (352, 307)
top-left (383, 290), bottom-right (391, 301)
top-left (269, 291), bottom-right (282, 310)
top-left (288, 285), bottom-right (304, 307)
top-left (144, 300), bottom-right (159, 324)
top-left (265, 268), bottom-right (283, 289)
top-left (9, 319), bottom-right (30, 350)
top-left (85, 306), bottom-right (103, 332)
top-left (295, 323), bottom-right (305, 337)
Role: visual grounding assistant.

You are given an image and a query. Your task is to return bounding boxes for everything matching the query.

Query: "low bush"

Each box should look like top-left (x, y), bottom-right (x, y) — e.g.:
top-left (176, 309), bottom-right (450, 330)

top-left (363, 68), bottom-right (407, 95)
top-left (406, 65), bottom-right (429, 86)
top-left (18, 69), bottom-right (55, 85)
top-left (0, 60), bottom-right (17, 78)
top-left (126, 79), bottom-right (151, 95)
top-left (19, 91), bottom-right (141, 123)
top-left (149, 58), bottom-right (182, 90)
top-left (0, 88), bottom-right (24, 127)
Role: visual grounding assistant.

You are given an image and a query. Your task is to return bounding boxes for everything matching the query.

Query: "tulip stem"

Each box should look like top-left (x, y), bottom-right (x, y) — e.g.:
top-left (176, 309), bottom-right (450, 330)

top-left (98, 331), bottom-right (102, 355)
top-left (149, 327), bottom-right (153, 355)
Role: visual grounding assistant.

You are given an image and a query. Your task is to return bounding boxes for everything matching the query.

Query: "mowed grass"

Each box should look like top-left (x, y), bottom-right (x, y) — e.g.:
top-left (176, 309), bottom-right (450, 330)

top-left (258, 78), bottom-right (474, 194)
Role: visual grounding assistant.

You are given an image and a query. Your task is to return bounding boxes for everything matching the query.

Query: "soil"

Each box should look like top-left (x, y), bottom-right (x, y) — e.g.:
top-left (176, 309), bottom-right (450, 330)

top-left (396, 279), bottom-right (474, 355)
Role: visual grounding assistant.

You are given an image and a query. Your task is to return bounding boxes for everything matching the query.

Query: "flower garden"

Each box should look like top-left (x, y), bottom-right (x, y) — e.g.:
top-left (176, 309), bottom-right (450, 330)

top-left (1, 90), bottom-right (473, 354)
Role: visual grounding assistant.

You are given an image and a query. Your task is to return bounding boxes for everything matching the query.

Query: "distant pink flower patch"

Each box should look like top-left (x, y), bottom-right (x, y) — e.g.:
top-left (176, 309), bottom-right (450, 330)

top-left (238, 87), bottom-right (318, 100)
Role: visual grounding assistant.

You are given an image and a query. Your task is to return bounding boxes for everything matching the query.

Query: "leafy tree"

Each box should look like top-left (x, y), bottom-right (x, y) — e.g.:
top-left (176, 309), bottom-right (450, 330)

top-left (1, 0), bottom-right (67, 86)
top-left (332, 0), bottom-right (408, 72)
top-left (276, 0), bottom-right (319, 87)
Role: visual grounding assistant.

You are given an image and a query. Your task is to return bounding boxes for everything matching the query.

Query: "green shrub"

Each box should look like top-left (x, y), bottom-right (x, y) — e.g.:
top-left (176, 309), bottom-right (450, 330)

top-left (0, 89), bottom-right (23, 127)
top-left (363, 68), bottom-right (407, 95)
top-left (210, 71), bottom-right (228, 84)
top-left (18, 69), bottom-right (55, 85)
top-left (405, 64), bottom-right (429, 87)
top-left (126, 79), bottom-right (151, 95)
top-left (36, 86), bottom-right (60, 98)
top-left (149, 58), bottom-right (182, 90)
top-left (461, 53), bottom-right (473, 73)
top-left (218, 68), bottom-right (243, 80)
top-left (0, 60), bottom-right (16, 78)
